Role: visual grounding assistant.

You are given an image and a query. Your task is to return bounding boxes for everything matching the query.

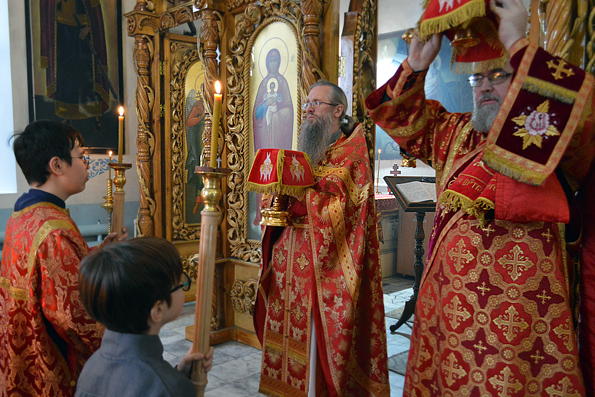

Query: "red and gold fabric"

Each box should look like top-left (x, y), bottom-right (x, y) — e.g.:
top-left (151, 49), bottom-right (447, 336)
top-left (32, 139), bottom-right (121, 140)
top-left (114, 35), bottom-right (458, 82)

top-left (418, 0), bottom-right (487, 40)
top-left (253, 125), bottom-right (390, 397)
top-left (365, 38), bottom-right (595, 395)
top-left (247, 149), bottom-right (315, 196)
top-left (0, 203), bottom-right (104, 397)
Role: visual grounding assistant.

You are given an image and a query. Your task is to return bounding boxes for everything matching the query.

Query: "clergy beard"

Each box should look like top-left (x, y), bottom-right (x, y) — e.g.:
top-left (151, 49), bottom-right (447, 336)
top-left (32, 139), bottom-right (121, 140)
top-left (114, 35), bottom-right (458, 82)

top-left (471, 93), bottom-right (502, 133)
top-left (298, 111), bottom-right (335, 166)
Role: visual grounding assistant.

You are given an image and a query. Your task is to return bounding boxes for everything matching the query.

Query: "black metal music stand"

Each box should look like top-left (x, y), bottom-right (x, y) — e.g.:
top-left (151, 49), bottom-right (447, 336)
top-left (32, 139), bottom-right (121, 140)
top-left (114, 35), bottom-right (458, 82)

top-left (384, 176), bottom-right (436, 332)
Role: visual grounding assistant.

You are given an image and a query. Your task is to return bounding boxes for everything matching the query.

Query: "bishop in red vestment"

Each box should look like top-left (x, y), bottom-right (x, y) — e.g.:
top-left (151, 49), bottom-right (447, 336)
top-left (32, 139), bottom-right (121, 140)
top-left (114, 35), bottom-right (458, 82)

top-left (366, 0), bottom-right (595, 395)
top-left (254, 81), bottom-right (390, 397)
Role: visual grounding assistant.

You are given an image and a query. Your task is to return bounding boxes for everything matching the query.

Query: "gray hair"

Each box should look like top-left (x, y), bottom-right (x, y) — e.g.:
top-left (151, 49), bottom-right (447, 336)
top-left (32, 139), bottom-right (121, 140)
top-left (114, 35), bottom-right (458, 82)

top-left (309, 80), bottom-right (356, 134)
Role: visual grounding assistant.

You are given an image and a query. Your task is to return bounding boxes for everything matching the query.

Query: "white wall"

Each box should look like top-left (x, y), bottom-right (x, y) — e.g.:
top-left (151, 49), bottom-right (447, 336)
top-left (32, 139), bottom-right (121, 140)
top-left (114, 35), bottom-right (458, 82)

top-left (0, 0), bottom-right (139, 210)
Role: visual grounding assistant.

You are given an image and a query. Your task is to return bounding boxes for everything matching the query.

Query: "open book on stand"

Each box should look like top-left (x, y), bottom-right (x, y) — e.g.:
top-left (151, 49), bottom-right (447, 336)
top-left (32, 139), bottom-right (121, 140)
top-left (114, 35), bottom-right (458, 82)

top-left (396, 181), bottom-right (437, 206)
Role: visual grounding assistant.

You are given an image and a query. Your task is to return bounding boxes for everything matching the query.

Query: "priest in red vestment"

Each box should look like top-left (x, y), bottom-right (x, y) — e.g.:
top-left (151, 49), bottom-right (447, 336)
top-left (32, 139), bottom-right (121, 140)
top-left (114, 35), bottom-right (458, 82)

top-left (254, 81), bottom-right (390, 397)
top-left (0, 121), bottom-right (126, 397)
top-left (366, 0), bottom-right (595, 395)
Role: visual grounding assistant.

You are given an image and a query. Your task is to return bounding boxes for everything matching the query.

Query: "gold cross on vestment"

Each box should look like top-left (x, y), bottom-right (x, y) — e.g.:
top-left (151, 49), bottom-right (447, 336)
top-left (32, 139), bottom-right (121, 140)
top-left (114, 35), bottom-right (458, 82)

top-left (497, 245), bottom-right (534, 281)
top-left (536, 289), bottom-right (551, 305)
top-left (448, 239), bottom-right (475, 272)
top-left (481, 224), bottom-right (495, 237)
top-left (442, 352), bottom-right (466, 387)
top-left (545, 377), bottom-right (582, 397)
top-left (476, 281), bottom-right (491, 296)
top-left (542, 228), bottom-right (554, 243)
top-left (488, 367), bottom-right (523, 395)
top-left (547, 59), bottom-right (575, 80)
top-left (444, 295), bottom-right (471, 329)
top-left (530, 350), bottom-right (545, 365)
top-left (493, 305), bottom-right (529, 342)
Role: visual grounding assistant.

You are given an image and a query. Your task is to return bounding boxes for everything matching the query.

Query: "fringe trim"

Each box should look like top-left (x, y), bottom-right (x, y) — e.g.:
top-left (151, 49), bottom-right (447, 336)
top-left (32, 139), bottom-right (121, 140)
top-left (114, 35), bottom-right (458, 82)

top-left (259, 386), bottom-right (287, 397)
top-left (452, 54), bottom-right (507, 75)
top-left (246, 181), bottom-right (312, 196)
top-left (482, 150), bottom-right (546, 186)
top-left (439, 190), bottom-right (495, 224)
top-left (523, 77), bottom-right (577, 105)
top-left (418, 0), bottom-right (485, 39)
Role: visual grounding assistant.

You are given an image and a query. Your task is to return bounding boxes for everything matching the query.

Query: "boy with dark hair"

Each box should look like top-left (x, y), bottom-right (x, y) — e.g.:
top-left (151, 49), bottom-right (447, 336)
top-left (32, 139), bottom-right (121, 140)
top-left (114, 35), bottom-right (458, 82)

top-left (75, 237), bottom-right (214, 397)
top-left (0, 120), bottom-right (127, 397)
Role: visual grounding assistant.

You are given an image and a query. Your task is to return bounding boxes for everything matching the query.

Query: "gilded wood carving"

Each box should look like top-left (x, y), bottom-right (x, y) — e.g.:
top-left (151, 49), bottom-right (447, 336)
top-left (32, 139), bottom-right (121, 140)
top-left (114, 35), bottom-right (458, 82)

top-left (230, 279), bottom-right (257, 315)
top-left (226, 1), bottom-right (306, 263)
top-left (351, 0), bottom-right (377, 167)
top-left (169, 41), bottom-right (203, 240)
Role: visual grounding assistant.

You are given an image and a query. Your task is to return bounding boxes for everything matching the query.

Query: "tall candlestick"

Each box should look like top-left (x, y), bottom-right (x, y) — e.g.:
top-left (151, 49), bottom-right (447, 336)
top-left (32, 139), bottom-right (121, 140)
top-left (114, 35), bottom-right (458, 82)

top-left (210, 81), bottom-right (222, 168)
top-left (118, 106), bottom-right (124, 164)
top-left (108, 151), bottom-right (112, 180)
top-left (376, 148), bottom-right (382, 194)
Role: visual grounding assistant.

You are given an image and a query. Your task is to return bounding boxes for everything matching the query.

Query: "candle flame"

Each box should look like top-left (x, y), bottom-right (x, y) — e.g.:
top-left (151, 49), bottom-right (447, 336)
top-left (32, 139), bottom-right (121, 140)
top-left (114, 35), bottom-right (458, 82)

top-left (215, 81), bottom-right (221, 94)
top-left (108, 150), bottom-right (112, 157)
top-left (119, 106), bottom-right (124, 117)
top-left (378, 149), bottom-right (382, 154)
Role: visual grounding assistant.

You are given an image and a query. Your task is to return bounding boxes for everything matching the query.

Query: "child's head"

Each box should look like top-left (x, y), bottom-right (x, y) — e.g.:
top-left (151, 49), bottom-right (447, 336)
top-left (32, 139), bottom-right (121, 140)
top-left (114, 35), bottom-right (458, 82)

top-left (13, 120), bottom-right (84, 186)
top-left (79, 237), bottom-right (187, 334)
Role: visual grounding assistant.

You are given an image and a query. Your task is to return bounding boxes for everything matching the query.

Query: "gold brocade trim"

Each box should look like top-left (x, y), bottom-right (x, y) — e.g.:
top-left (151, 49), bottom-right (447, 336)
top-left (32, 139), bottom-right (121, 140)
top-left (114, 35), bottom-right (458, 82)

top-left (523, 76), bottom-right (577, 105)
top-left (329, 197), bottom-right (358, 302)
top-left (264, 340), bottom-right (284, 357)
top-left (418, 0), bottom-right (485, 39)
top-left (28, 219), bottom-right (77, 277)
top-left (439, 190), bottom-right (494, 226)
top-left (346, 354), bottom-right (391, 397)
top-left (287, 349), bottom-right (307, 365)
top-left (386, 107), bottom-right (431, 138)
top-left (0, 277), bottom-right (29, 301)
top-left (40, 56), bottom-right (49, 69)
top-left (392, 82), bottom-right (424, 105)
top-left (558, 223), bottom-right (570, 293)
top-left (315, 167), bottom-right (369, 206)
top-left (441, 122), bottom-right (475, 189)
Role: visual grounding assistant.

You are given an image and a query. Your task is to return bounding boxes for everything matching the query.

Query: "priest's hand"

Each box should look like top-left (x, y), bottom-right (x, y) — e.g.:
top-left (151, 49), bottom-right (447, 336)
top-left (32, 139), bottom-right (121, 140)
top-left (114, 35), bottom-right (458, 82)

top-left (407, 33), bottom-right (442, 72)
top-left (490, 0), bottom-right (528, 52)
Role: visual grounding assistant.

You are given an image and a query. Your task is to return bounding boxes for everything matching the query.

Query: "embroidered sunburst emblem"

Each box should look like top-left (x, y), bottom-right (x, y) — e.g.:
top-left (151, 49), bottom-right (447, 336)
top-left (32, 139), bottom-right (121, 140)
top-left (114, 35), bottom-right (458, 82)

top-left (512, 100), bottom-right (560, 149)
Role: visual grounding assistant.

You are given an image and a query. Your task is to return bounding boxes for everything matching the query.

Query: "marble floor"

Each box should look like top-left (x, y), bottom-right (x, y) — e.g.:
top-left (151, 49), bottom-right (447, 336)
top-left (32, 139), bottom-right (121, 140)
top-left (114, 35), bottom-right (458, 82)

top-left (161, 275), bottom-right (415, 396)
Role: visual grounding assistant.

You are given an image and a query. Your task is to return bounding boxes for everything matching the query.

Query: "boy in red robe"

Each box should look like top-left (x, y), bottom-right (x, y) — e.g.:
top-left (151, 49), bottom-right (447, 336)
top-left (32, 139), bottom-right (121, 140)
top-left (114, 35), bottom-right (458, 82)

top-left (0, 120), bottom-right (127, 396)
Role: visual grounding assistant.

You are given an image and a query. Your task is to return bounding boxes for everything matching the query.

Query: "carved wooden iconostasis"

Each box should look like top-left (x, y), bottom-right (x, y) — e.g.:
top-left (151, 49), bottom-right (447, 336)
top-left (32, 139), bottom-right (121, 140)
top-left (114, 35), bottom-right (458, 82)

top-left (123, 0), bottom-right (363, 348)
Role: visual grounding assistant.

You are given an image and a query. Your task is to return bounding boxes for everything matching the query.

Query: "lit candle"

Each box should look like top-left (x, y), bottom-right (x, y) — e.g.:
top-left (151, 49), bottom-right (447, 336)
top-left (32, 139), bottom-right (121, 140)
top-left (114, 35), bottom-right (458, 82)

top-left (108, 150), bottom-right (112, 180)
top-left (118, 106), bottom-right (124, 164)
top-left (376, 148), bottom-right (382, 194)
top-left (210, 81), bottom-right (222, 168)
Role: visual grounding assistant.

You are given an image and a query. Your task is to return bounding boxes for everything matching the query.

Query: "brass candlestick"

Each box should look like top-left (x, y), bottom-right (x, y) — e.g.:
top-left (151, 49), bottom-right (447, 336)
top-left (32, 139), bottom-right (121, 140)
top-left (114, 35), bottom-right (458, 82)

top-left (100, 177), bottom-right (114, 234)
top-left (260, 194), bottom-right (290, 227)
top-left (109, 163), bottom-right (132, 237)
top-left (191, 166), bottom-right (230, 397)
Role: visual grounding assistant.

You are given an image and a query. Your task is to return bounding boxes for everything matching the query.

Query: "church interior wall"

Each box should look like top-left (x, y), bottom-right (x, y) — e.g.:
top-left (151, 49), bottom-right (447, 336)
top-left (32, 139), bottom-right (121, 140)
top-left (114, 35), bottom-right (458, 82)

top-left (0, 0), bottom-right (140, 248)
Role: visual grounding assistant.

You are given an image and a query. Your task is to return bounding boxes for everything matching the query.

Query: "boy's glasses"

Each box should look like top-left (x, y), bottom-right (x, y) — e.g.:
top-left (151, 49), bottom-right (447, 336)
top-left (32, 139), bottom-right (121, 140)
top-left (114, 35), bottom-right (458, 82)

top-left (301, 101), bottom-right (338, 110)
top-left (171, 272), bottom-right (191, 293)
top-left (74, 154), bottom-right (91, 166)
top-left (467, 71), bottom-right (512, 87)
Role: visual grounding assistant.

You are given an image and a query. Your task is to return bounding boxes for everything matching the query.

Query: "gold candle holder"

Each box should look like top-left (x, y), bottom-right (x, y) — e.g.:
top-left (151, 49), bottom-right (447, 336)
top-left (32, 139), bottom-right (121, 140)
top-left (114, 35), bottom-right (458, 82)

top-left (191, 165), bottom-right (231, 396)
top-left (260, 194), bottom-right (290, 227)
top-left (100, 177), bottom-right (114, 234)
top-left (109, 163), bottom-right (132, 237)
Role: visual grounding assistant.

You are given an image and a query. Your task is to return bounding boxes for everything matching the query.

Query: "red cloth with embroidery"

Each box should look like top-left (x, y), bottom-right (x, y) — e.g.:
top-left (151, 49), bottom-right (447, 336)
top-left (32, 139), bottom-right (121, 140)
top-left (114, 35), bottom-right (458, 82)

top-left (366, 39), bottom-right (595, 396)
top-left (0, 203), bottom-right (104, 397)
top-left (254, 125), bottom-right (390, 397)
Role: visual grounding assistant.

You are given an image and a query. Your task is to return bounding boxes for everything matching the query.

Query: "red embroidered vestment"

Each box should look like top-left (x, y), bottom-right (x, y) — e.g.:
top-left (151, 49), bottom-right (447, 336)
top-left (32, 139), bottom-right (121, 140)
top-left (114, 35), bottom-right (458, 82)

top-left (0, 203), bottom-right (104, 397)
top-left (366, 38), bottom-right (595, 396)
top-left (254, 125), bottom-right (390, 397)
